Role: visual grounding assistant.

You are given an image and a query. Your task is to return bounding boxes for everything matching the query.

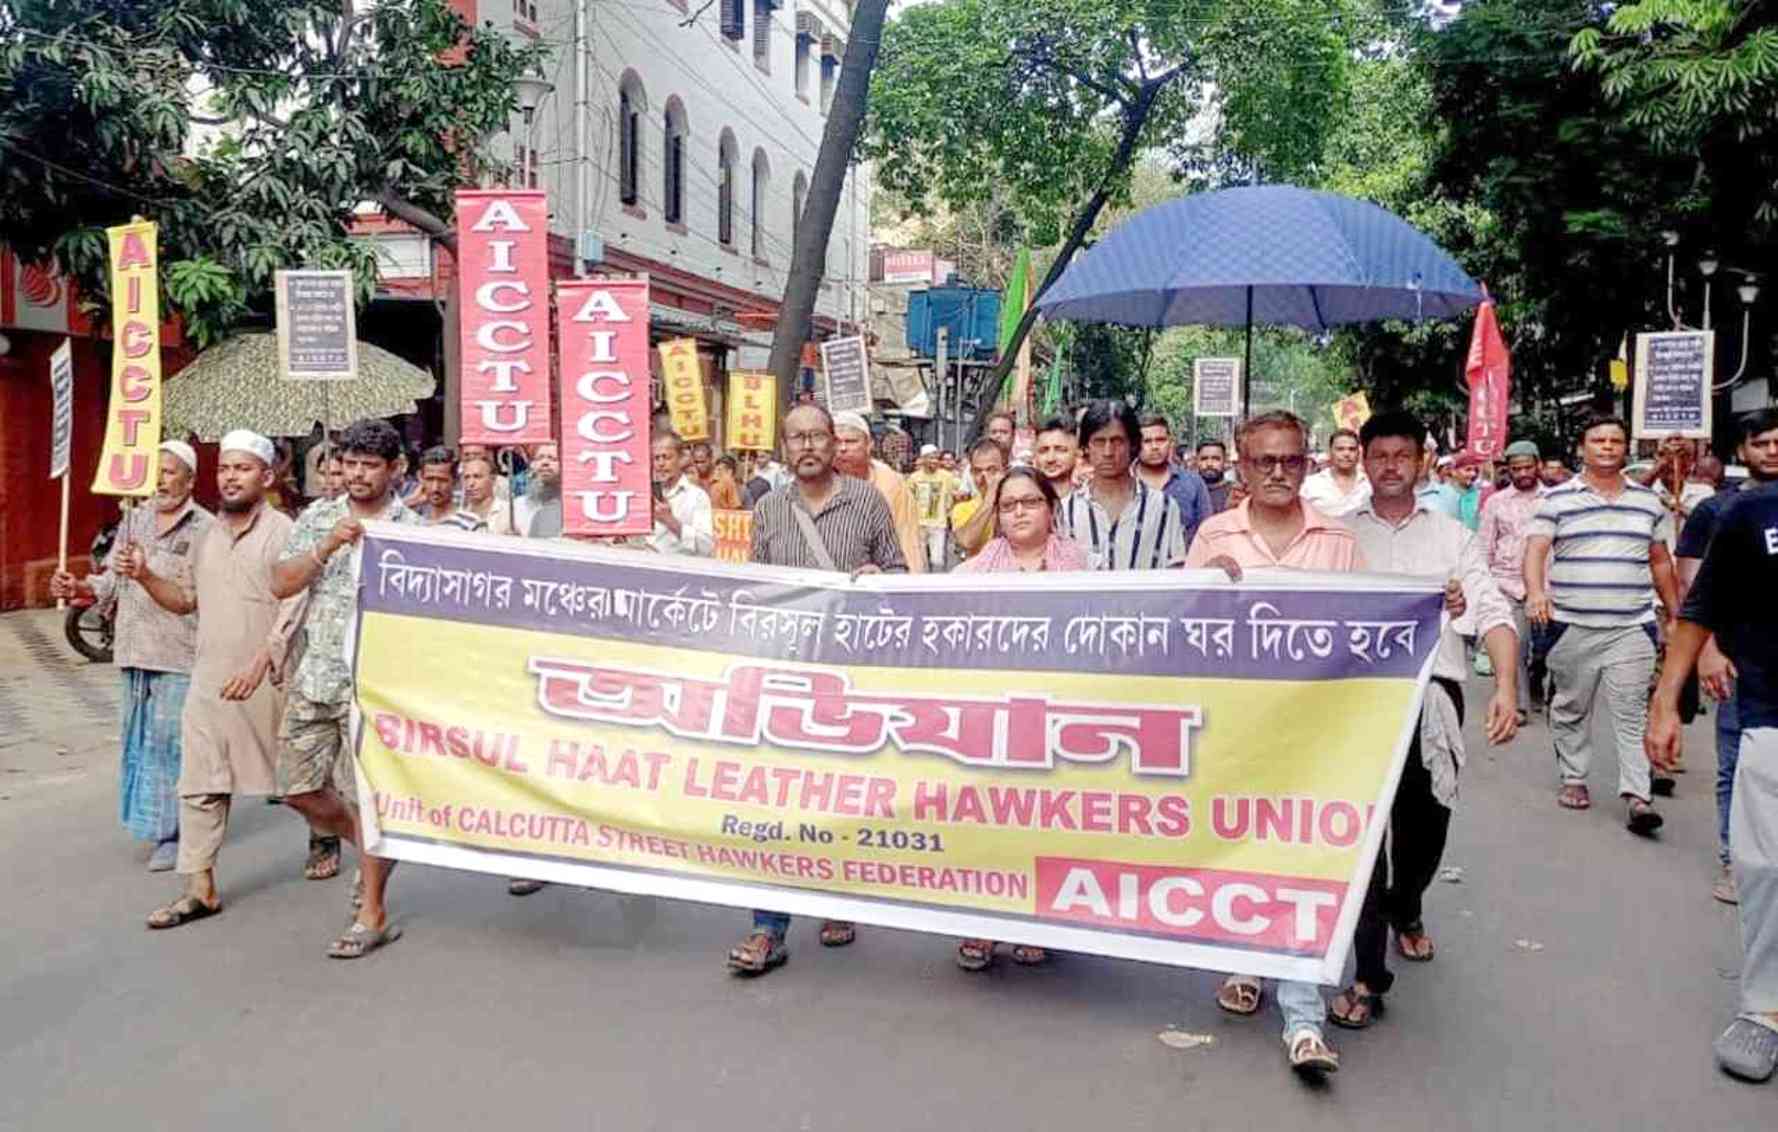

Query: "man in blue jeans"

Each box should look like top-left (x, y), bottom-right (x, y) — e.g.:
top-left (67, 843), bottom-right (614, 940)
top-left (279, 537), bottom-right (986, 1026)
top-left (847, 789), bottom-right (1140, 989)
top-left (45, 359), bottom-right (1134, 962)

top-left (1675, 424), bottom-right (1775, 903)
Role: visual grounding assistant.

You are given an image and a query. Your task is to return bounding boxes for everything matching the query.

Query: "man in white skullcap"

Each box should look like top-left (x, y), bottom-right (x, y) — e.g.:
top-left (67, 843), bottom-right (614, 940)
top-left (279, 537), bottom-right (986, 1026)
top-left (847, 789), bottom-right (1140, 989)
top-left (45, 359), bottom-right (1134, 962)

top-left (52, 440), bottom-right (213, 872)
top-left (125, 430), bottom-right (317, 928)
top-left (830, 410), bottom-right (926, 573)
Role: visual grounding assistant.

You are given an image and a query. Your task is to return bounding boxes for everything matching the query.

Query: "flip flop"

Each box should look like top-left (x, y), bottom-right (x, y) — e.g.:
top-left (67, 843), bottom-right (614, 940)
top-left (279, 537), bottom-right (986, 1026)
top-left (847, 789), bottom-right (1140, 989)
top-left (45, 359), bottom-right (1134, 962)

top-left (1217, 975), bottom-right (1263, 1016)
top-left (146, 895), bottom-right (221, 930)
top-left (1329, 986), bottom-right (1384, 1030)
top-left (956, 939), bottom-right (995, 971)
top-left (327, 921), bottom-right (403, 959)
top-left (508, 878), bottom-right (546, 897)
top-left (727, 931), bottom-right (788, 976)
top-left (1714, 1018), bottom-right (1778, 1082)
top-left (1396, 923), bottom-right (1435, 962)
top-left (1010, 945), bottom-right (1049, 966)
top-left (1557, 784), bottom-right (1591, 810)
top-left (818, 920), bottom-right (856, 947)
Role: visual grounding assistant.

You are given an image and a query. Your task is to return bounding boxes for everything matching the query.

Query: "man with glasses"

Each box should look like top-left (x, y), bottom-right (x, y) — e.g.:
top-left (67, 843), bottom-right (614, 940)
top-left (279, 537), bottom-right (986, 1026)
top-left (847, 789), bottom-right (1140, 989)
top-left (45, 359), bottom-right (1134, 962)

top-left (1057, 400), bottom-right (1187, 571)
top-left (728, 402), bottom-right (907, 977)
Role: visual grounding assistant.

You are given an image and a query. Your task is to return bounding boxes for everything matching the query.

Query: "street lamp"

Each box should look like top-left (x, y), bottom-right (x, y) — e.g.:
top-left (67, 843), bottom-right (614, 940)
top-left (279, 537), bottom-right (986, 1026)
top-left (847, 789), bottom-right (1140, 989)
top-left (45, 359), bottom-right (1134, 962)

top-left (1659, 237), bottom-right (1757, 392)
top-left (513, 72), bottom-right (553, 127)
top-left (1717, 274), bottom-right (1761, 390)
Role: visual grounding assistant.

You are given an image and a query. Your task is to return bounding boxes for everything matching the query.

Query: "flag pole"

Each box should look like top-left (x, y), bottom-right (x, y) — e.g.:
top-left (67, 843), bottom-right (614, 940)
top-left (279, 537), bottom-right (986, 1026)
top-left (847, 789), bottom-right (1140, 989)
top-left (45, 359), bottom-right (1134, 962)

top-left (56, 473), bottom-right (69, 612)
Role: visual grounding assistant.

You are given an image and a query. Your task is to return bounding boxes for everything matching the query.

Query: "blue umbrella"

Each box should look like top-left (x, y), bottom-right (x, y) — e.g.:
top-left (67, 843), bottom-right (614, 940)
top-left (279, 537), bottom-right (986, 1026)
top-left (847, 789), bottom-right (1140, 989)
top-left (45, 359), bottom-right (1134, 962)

top-left (1035, 184), bottom-right (1484, 408)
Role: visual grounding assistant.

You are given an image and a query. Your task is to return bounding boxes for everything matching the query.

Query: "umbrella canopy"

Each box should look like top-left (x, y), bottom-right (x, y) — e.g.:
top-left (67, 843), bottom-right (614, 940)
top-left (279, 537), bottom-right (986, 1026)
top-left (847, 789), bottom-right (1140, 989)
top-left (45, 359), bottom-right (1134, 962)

top-left (164, 332), bottom-right (436, 440)
top-left (1036, 185), bottom-right (1483, 329)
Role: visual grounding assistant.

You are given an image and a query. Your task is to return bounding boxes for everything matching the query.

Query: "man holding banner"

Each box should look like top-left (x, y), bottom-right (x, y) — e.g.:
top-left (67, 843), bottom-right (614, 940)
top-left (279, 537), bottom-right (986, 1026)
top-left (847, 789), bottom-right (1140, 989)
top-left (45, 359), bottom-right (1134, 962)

top-left (270, 419), bottom-right (420, 957)
top-left (51, 441), bottom-right (211, 872)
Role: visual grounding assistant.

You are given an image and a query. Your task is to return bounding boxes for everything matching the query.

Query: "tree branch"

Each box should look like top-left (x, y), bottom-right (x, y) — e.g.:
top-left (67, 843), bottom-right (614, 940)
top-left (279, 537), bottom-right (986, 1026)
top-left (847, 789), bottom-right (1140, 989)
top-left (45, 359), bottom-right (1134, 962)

top-left (377, 188), bottom-right (457, 253)
top-left (1014, 45), bottom-right (1132, 108)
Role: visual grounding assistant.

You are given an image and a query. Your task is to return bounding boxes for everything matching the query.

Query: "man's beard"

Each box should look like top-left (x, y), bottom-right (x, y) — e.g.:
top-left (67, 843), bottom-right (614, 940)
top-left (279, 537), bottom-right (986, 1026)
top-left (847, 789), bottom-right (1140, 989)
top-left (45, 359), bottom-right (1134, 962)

top-left (529, 477), bottom-right (561, 502)
top-left (1200, 468), bottom-right (1224, 485)
top-left (219, 494), bottom-right (258, 514)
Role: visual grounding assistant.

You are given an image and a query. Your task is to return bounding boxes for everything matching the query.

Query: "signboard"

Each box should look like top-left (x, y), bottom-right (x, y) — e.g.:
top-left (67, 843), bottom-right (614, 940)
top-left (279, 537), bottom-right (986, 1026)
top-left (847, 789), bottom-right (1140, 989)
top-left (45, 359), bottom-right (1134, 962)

top-left (819, 335), bottom-right (872, 414)
top-left (726, 370), bottom-right (777, 451)
top-left (274, 269), bottom-right (358, 380)
top-left (557, 278), bottom-right (652, 536)
top-left (456, 189), bottom-right (552, 445)
top-left (352, 526), bottom-right (1442, 984)
top-left (1634, 331), bottom-right (1714, 440)
top-left (1332, 392), bottom-right (1371, 435)
top-left (48, 339), bottom-right (73, 480)
top-left (713, 509), bottom-right (753, 563)
top-left (91, 222), bottom-right (161, 497)
top-left (882, 250), bottom-right (935, 285)
top-left (658, 338), bottom-right (710, 441)
top-left (1192, 358), bottom-right (1241, 418)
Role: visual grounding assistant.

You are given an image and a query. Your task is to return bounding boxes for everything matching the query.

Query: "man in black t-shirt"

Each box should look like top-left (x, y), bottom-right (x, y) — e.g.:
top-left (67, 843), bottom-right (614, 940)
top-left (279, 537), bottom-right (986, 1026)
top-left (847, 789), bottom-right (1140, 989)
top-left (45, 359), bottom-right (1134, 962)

top-left (1650, 407), bottom-right (1778, 1082)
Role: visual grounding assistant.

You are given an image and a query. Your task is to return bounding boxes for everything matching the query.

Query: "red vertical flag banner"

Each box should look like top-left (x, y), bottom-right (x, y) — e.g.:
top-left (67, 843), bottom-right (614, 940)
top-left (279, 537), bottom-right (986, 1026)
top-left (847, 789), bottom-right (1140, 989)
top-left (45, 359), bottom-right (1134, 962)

top-left (1464, 299), bottom-right (1511, 460)
top-left (557, 278), bottom-right (652, 536)
top-left (456, 190), bottom-right (552, 445)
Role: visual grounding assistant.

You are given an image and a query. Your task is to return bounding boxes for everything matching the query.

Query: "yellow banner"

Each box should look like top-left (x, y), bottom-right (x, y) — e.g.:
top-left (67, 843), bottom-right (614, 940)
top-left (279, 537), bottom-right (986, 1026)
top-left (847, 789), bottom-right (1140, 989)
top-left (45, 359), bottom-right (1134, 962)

top-left (726, 370), bottom-right (776, 451)
top-left (92, 222), bottom-right (162, 496)
top-left (352, 525), bottom-right (1441, 983)
top-left (658, 338), bottom-right (708, 442)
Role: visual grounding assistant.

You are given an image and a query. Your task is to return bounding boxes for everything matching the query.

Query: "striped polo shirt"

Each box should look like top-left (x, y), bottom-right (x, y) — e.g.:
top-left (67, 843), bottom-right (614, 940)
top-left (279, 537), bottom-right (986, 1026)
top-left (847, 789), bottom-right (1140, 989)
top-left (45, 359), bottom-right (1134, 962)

top-left (1056, 479), bottom-right (1186, 570)
top-left (1527, 477), bottom-right (1673, 627)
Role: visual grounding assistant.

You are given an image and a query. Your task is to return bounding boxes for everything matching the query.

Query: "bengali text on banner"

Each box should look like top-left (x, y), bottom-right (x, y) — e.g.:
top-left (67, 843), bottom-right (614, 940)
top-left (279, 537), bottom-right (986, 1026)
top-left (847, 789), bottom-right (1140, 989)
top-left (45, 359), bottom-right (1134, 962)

top-left (456, 190), bottom-right (552, 445)
top-left (92, 222), bottom-right (162, 497)
top-left (348, 526), bottom-right (1440, 984)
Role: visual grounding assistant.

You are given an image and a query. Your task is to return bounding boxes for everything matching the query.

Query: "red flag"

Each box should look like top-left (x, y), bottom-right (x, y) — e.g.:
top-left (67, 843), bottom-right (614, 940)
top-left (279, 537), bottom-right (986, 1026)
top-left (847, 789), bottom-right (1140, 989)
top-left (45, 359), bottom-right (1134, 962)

top-left (1464, 299), bottom-right (1511, 460)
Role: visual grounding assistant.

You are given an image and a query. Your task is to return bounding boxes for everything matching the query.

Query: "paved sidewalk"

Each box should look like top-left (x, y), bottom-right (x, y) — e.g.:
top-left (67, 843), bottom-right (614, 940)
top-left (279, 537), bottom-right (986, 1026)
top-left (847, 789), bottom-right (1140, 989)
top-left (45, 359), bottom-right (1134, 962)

top-left (0, 609), bottom-right (1769, 1131)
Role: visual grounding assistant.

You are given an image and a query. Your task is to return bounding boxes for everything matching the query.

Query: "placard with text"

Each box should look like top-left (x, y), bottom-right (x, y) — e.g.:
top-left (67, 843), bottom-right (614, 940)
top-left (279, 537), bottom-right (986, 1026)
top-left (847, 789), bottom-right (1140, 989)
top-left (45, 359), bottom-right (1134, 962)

top-left (456, 190), bottom-right (552, 445)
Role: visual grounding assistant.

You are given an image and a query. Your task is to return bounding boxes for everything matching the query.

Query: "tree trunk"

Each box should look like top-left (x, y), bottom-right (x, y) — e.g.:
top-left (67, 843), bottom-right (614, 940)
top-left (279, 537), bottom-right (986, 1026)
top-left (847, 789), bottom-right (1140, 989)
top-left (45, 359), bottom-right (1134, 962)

top-left (963, 69), bottom-right (1180, 436)
top-left (768, 0), bottom-right (892, 412)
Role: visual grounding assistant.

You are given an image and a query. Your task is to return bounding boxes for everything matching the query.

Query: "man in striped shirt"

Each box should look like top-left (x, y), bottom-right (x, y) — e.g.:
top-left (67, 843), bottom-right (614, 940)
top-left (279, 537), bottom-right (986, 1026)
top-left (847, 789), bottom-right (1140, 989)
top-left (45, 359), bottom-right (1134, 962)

top-left (1525, 414), bottom-right (1681, 834)
top-left (1057, 400), bottom-right (1187, 570)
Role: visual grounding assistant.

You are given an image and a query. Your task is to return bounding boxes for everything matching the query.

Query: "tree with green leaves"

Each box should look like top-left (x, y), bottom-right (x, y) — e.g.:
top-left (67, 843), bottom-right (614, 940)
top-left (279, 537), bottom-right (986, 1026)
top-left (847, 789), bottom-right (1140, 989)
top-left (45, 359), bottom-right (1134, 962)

top-left (0, 0), bottom-right (544, 346)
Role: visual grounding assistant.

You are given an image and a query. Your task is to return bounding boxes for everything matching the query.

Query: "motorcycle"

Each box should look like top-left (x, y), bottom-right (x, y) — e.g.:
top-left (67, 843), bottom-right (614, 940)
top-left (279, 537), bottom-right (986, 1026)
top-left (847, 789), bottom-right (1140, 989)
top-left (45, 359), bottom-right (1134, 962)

top-left (63, 518), bottom-right (119, 664)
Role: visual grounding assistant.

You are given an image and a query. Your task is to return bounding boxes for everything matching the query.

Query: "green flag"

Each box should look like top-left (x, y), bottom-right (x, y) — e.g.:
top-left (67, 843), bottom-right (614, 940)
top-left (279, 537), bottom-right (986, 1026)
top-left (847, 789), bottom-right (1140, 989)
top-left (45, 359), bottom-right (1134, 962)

top-left (997, 248), bottom-right (1030, 357)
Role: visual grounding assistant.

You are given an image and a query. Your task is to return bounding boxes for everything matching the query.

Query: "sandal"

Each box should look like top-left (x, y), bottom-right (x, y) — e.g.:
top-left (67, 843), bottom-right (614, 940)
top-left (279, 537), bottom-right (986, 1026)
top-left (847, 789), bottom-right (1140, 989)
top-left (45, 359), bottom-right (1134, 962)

top-left (327, 920), bottom-right (403, 959)
top-left (1287, 1028), bottom-right (1340, 1075)
top-left (727, 931), bottom-right (788, 975)
top-left (818, 920), bottom-right (856, 947)
top-left (304, 836), bottom-right (341, 881)
top-left (1557, 784), bottom-right (1591, 810)
top-left (1626, 798), bottom-right (1664, 837)
top-left (146, 894), bottom-right (221, 930)
top-left (1329, 985), bottom-right (1385, 1029)
top-left (1396, 923), bottom-right (1435, 962)
top-left (1216, 975), bottom-right (1263, 1016)
top-left (956, 939), bottom-right (995, 971)
top-left (508, 878), bottom-right (546, 897)
top-left (1010, 945), bottom-right (1049, 966)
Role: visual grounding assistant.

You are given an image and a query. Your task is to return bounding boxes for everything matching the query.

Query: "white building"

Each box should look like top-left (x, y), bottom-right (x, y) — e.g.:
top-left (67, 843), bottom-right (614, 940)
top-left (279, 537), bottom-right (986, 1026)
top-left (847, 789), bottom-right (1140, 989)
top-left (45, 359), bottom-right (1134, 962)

top-left (363, 0), bottom-right (873, 445)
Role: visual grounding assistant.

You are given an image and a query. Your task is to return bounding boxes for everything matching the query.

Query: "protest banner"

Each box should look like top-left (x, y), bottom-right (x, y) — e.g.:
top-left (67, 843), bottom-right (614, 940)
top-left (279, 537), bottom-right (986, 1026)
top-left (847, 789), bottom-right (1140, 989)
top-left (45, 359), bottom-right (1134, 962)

top-left (49, 339), bottom-right (74, 609)
top-left (712, 509), bottom-right (752, 564)
top-left (819, 336), bottom-right (872, 414)
top-left (274, 269), bottom-right (358, 380)
top-left (456, 189), bottom-right (552, 445)
top-left (658, 338), bottom-right (709, 441)
top-left (557, 278), bottom-right (652, 536)
top-left (726, 370), bottom-right (776, 451)
top-left (1192, 358), bottom-right (1241, 418)
top-left (92, 221), bottom-right (161, 497)
top-left (1633, 331), bottom-right (1714, 440)
top-left (350, 526), bottom-right (1441, 983)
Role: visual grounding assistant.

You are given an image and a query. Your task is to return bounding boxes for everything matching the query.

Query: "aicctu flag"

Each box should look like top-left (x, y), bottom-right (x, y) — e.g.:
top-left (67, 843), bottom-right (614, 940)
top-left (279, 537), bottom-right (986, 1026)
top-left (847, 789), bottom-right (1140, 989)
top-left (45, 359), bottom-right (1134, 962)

top-left (347, 526), bottom-right (1441, 984)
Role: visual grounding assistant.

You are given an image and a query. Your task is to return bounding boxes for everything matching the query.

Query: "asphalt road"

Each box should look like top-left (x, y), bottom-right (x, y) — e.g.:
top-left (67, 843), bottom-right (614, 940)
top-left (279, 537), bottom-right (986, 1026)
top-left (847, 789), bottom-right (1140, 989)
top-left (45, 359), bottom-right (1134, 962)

top-left (0, 608), bottom-right (1769, 1131)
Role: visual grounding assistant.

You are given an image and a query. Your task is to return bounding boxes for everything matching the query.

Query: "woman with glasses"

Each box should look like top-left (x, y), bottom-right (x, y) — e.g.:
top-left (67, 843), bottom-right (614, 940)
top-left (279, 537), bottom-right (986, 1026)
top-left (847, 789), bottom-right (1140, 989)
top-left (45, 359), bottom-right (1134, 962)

top-left (952, 468), bottom-right (1087, 969)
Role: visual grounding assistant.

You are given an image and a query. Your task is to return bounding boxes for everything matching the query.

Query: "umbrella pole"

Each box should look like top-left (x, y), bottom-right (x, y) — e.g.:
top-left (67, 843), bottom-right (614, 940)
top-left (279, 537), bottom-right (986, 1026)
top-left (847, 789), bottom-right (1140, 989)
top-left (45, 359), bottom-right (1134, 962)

top-left (1241, 287), bottom-right (1254, 416)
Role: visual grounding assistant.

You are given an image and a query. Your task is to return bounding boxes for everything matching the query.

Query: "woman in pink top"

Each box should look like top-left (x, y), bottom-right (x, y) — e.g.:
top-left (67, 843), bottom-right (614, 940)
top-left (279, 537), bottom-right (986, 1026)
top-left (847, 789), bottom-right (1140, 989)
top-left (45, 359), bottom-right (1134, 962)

top-left (954, 468), bottom-right (1086, 968)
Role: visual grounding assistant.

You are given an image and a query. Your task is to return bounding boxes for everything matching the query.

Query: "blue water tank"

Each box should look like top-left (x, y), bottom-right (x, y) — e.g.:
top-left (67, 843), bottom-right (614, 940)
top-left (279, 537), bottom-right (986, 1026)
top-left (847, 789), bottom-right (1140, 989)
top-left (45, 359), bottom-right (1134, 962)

top-left (906, 287), bottom-right (1002, 360)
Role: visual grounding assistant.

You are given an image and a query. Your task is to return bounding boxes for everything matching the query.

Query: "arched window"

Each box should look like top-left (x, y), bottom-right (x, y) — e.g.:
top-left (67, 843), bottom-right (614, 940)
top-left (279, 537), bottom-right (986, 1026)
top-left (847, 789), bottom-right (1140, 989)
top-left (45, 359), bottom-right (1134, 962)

top-left (717, 129), bottom-right (738, 247)
top-left (617, 73), bottom-right (647, 208)
top-left (750, 149), bottom-right (771, 260)
top-left (662, 97), bottom-right (688, 225)
top-left (791, 171), bottom-right (808, 256)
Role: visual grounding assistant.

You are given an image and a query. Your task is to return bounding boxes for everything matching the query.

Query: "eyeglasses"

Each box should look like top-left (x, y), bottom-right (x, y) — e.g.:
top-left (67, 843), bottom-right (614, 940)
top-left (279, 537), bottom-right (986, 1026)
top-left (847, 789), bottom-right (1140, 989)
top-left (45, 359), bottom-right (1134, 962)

top-left (1247, 454), bottom-right (1309, 476)
top-left (784, 431), bottom-right (832, 449)
top-left (996, 496), bottom-right (1048, 515)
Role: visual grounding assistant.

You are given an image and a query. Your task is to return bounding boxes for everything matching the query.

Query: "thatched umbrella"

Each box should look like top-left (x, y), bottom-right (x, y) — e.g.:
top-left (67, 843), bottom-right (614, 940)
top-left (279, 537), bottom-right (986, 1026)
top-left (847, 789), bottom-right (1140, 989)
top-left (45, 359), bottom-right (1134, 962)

top-left (164, 332), bottom-right (436, 440)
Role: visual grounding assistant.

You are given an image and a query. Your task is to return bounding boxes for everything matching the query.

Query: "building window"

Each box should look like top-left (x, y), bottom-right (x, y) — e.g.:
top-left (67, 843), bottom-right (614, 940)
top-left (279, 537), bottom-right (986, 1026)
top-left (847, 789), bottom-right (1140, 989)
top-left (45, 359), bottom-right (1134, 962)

top-left (791, 171), bottom-right (807, 255)
top-left (750, 149), bottom-right (770, 260)
top-left (720, 0), bottom-right (745, 41)
top-left (618, 78), bottom-right (645, 207)
top-left (512, 0), bottom-right (537, 27)
top-left (753, 0), bottom-right (771, 70)
top-left (795, 30), bottom-right (812, 98)
top-left (513, 142), bottom-right (540, 189)
top-left (718, 131), bottom-right (737, 247)
top-left (820, 50), bottom-right (837, 115)
top-left (663, 99), bottom-right (687, 225)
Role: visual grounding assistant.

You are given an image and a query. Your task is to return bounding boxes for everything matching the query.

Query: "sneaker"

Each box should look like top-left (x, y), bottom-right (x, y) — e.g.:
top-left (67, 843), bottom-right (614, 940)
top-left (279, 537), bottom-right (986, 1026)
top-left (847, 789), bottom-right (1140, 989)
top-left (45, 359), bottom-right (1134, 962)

top-left (148, 838), bottom-right (179, 872)
top-left (1712, 864), bottom-right (1739, 905)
